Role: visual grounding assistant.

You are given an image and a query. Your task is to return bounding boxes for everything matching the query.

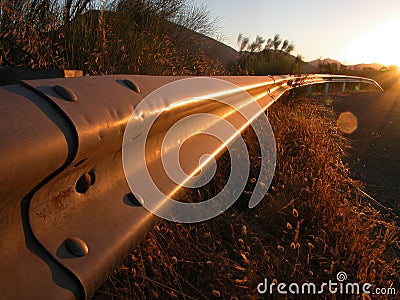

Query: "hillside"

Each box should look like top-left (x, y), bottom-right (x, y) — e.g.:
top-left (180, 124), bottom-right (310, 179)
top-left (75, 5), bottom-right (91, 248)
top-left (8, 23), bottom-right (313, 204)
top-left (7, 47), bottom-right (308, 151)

top-left (183, 32), bottom-right (389, 73)
top-left (307, 58), bottom-right (386, 72)
top-left (2, 6), bottom-right (394, 77)
top-left (164, 21), bottom-right (239, 66)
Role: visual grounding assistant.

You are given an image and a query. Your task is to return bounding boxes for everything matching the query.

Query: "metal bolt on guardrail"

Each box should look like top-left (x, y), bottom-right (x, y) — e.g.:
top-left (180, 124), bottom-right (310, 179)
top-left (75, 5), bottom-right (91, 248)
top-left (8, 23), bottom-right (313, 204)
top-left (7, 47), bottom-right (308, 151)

top-left (0, 74), bottom-right (382, 299)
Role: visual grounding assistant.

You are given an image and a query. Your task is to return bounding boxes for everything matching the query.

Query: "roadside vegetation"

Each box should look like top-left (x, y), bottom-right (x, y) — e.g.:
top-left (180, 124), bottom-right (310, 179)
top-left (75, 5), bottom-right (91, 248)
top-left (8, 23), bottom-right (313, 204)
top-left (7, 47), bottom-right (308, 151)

top-left (0, 0), bottom-right (225, 75)
top-left (95, 94), bottom-right (399, 299)
top-left (2, 0), bottom-right (398, 85)
top-left (1, 1), bottom-right (399, 299)
top-left (234, 33), bottom-right (303, 75)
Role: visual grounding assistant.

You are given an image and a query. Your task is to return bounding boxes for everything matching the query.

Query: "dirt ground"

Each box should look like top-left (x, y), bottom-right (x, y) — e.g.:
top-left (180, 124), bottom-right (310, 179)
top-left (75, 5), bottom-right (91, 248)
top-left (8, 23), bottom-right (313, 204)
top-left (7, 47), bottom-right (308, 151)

top-left (329, 91), bottom-right (400, 218)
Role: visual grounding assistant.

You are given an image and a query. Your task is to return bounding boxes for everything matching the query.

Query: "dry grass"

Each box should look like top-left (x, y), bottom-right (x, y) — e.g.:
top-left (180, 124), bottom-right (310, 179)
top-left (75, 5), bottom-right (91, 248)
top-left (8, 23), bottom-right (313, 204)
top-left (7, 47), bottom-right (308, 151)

top-left (3, 3), bottom-right (398, 299)
top-left (94, 96), bottom-right (400, 299)
top-left (0, 1), bottom-right (227, 76)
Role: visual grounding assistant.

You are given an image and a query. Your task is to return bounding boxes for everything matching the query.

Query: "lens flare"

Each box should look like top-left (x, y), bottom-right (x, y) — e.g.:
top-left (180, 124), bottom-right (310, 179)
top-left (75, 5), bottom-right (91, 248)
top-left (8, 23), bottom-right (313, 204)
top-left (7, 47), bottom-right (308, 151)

top-left (337, 112), bottom-right (358, 134)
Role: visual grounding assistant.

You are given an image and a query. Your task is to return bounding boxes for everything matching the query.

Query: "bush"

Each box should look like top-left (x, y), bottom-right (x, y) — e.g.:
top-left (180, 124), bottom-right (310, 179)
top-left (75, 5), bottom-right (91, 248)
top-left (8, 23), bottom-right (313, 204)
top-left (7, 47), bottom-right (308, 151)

top-left (0, 0), bottom-right (226, 75)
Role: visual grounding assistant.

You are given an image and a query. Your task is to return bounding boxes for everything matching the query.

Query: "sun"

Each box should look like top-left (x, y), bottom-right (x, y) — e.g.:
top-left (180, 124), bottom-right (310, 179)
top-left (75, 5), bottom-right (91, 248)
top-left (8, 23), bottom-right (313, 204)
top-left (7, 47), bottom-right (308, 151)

top-left (340, 18), bottom-right (400, 67)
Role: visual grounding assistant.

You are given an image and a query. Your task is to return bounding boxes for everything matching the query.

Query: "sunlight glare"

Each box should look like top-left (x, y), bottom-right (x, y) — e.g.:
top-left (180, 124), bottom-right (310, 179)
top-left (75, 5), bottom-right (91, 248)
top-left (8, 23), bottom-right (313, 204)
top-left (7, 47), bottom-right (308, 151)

top-left (340, 18), bottom-right (400, 67)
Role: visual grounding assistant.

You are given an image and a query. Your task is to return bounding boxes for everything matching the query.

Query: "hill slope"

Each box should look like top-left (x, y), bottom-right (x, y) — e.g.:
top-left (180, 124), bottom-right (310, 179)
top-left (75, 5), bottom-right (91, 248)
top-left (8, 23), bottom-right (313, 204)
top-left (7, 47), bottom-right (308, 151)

top-left (308, 58), bottom-right (386, 72)
top-left (164, 21), bottom-right (238, 66)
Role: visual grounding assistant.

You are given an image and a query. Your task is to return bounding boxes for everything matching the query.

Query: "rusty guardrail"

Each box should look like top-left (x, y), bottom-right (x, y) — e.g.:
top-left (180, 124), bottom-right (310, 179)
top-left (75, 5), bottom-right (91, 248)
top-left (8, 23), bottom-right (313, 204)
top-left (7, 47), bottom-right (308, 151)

top-left (0, 74), bottom-right (382, 299)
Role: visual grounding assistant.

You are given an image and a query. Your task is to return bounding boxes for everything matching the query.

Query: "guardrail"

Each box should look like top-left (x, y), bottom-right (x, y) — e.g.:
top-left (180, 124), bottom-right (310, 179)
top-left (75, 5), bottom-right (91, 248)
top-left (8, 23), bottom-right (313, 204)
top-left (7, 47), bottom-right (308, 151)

top-left (0, 74), bottom-right (382, 299)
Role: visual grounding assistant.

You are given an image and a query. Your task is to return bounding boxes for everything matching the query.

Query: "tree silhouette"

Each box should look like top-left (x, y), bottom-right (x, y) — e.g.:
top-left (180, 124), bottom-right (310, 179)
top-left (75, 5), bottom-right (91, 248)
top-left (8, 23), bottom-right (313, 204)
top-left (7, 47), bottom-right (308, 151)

top-left (235, 33), bottom-right (301, 75)
top-left (272, 34), bottom-right (282, 51)
top-left (264, 38), bottom-right (273, 50)
top-left (237, 33), bottom-right (249, 53)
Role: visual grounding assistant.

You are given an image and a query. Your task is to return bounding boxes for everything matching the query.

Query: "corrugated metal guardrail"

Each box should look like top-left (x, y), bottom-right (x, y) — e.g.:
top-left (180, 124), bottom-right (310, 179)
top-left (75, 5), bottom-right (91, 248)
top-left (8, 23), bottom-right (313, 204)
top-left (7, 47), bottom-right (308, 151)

top-left (0, 74), bottom-right (382, 299)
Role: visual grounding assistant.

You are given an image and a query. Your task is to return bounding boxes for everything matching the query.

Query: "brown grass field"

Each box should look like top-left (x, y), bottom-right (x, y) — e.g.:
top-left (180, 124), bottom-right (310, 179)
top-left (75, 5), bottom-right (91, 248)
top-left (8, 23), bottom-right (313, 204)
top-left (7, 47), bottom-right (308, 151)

top-left (94, 91), bottom-right (400, 299)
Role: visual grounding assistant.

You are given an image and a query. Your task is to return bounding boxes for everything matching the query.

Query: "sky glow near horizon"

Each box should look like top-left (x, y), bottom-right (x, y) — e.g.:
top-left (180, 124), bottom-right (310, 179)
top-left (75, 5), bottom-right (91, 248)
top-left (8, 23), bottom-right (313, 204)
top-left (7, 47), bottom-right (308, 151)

top-left (204, 0), bottom-right (400, 66)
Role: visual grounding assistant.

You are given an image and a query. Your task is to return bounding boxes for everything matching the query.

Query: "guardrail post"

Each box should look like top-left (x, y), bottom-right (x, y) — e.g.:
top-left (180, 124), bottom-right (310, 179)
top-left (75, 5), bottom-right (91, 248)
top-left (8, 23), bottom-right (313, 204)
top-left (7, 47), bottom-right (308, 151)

top-left (307, 85), bottom-right (312, 95)
top-left (342, 82), bottom-right (346, 93)
top-left (358, 82), bottom-right (361, 91)
top-left (324, 83), bottom-right (330, 94)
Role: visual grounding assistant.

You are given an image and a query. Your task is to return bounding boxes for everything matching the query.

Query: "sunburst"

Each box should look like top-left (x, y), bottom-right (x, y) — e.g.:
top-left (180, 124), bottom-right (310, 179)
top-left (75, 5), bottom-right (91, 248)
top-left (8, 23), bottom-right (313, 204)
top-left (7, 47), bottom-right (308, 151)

top-left (340, 17), bottom-right (400, 67)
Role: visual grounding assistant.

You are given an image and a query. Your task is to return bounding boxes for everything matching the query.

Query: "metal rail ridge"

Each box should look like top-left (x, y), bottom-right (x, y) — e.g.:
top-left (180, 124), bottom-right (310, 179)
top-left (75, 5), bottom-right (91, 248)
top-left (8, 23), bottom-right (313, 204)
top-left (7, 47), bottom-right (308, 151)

top-left (0, 74), bottom-right (382, 299)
